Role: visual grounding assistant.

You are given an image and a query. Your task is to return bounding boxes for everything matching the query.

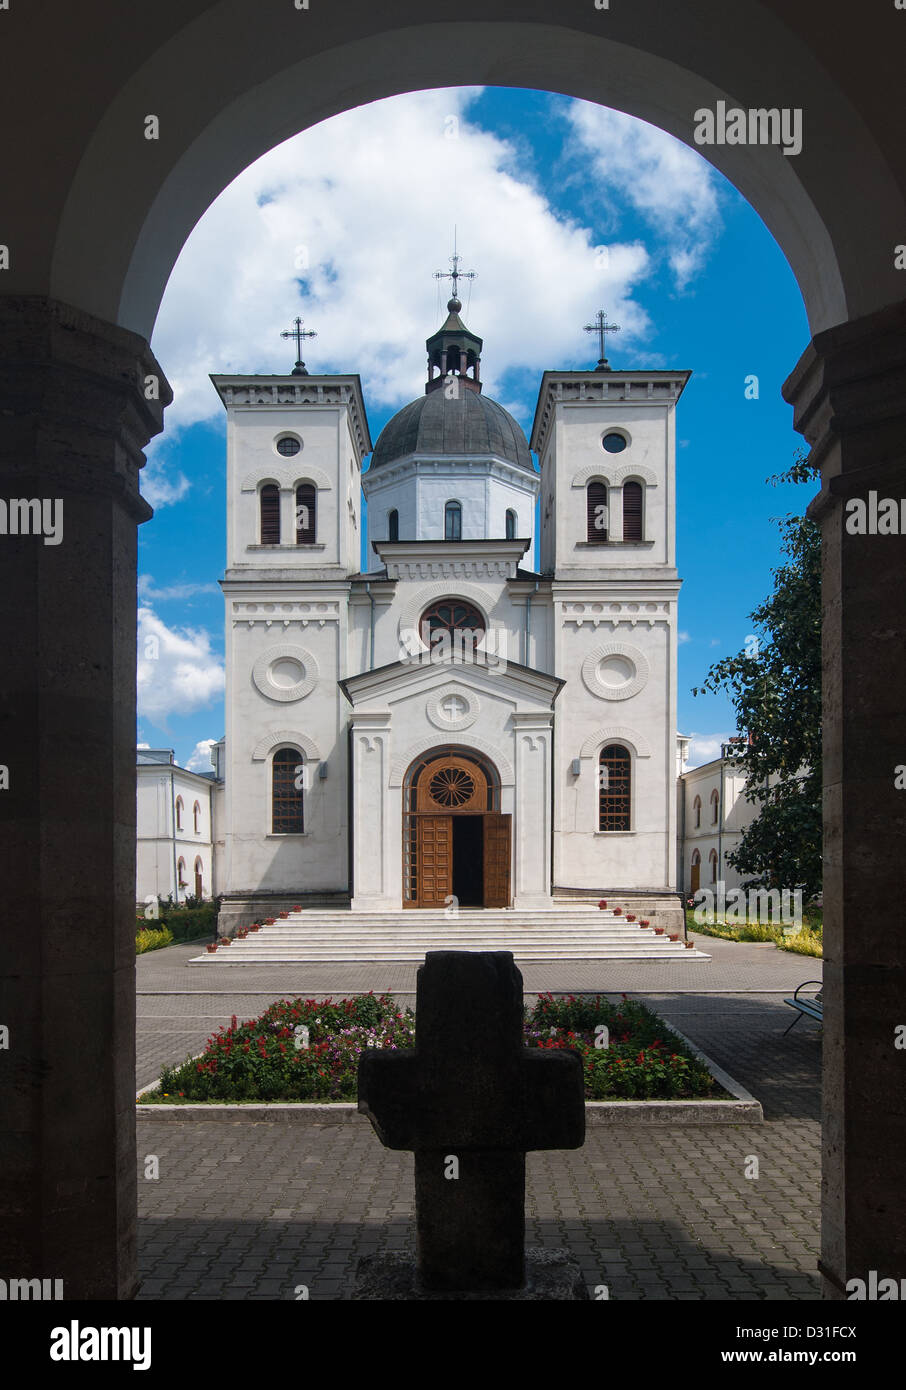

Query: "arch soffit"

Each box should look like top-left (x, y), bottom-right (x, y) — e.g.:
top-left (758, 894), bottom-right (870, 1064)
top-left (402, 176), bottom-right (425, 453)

top-left (242, 467), bottom-right (332, 492)
top-left (580, 726), bottom-right (651, 759)
top-left (48, 18), bottom-right (891, 337)
top-left (389, 735), bottom-right (515, 787)
top-left (252, 730), bottom-right (322, 762)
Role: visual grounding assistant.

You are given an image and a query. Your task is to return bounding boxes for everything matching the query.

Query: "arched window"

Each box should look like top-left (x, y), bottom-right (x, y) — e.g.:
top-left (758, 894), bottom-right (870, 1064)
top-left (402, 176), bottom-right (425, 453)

top-left (690, 848), bottom-right (701, 892)
top-left (505, 509), bottom-right (516, 540)
top-left (691, 849), bottom-right (701, 868)
top-left (444, 500), bottom-right (462, 540)
top-left (193, 857), bottom-right (203, 897)
top-left (272, 748), bottom-right (304, 834)
top-left (622, 480), bottom-right (643, 542)
top-left (260, 484), bottom-right (280, 544)
top-left (388, 509), bottom-right (399, 542)
top-left (193, 800), bottom-right (201, 834)
top-left (711, 788), bottom-right (719, 824)
top-left (599, 744), bottom-right (631, 831)
top-left (587, 481), bottom-right (608, 542)
top-left (175, 796), bottom-right (184, 831)
top-left (177, 856), bottom-right (187, 888)
top-left (709, 848), bottom-right (718, 883)
top-left (693, 795), bottom-right (702, 828)
top-left (295, 483), bottom-right (316, 544)
top-left (420, 599), bottom-right (486, 655)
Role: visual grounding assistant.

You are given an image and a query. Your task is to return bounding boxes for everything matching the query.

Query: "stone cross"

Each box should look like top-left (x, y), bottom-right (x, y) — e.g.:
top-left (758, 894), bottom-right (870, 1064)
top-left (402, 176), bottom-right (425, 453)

top-left (583, 308), bottom-right (621, 370)
top-left (441, 694), bottom-right (467, 721)
top-left (357, 951), bottom-right (585, 1293)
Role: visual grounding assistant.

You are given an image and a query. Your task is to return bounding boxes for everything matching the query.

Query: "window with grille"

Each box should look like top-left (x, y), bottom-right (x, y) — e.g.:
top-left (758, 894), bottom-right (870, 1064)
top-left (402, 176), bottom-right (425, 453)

top-left (193, 801), bottom-right (201, 833)
top-left (599, 744), bottom-right (631, 830)
top-left (505, 509), bottom-right (516, 540)
top-left (693, 795), bottom-right (702, 828)
top-left (709, 849), bottom-right (718, 883)
top-left (587, 481), bottom-right (608, 541)
top-left (175, 796), bottom-right (183, 831)
top-left (388, 509), bottom-right (399, 541)
top-left (622, 480), bottom-right (643, 541)
top-left (419, 599), bottom-right (486, 649)
top-left (444, 501), bottom-right (462, 540)
top-left (272, 748), bottom-right (304, 833)
top-left (711, 789), bottom-right (719, 824)
top-left (295, 483), bottom-right (316, 544)
top-left (260, 484), bottom-right (280, 544)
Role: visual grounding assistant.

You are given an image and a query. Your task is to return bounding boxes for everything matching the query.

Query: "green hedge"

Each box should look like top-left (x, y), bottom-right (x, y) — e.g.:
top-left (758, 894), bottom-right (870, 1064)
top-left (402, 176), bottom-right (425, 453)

top-left (135, 902), bottom-right (217, 942)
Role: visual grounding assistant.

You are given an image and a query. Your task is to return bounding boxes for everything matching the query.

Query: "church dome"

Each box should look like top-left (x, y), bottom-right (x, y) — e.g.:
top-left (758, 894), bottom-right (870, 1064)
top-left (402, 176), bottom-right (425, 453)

top-left (370, 387), bottom-right (534, 472)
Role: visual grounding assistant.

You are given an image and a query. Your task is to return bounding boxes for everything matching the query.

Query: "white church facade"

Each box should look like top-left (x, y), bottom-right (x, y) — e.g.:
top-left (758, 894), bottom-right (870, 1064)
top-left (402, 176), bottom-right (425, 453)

top-left (209, 295), bottom-right (690, 925)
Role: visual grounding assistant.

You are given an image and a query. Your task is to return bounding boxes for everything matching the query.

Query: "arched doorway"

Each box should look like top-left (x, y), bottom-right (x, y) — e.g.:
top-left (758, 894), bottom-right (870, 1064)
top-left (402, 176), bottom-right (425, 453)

top-left (403, 747), bottom-right (510, 908)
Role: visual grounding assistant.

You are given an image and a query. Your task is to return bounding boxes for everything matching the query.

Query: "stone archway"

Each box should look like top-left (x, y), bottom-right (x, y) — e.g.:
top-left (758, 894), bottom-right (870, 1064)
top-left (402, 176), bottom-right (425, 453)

top-left (402, 747), bottom-right (510, 909)
top-left (3, 2), bottom-right (905, 1299)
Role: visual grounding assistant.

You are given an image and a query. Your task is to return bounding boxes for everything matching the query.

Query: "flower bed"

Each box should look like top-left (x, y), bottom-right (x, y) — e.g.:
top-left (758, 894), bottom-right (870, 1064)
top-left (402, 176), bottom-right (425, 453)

top-left (527, 994), bottom-right (716, 1100)
top-left (135, 926), bottom-right (174, 955)
top-left (141, 991), bottom-right (720, 1104)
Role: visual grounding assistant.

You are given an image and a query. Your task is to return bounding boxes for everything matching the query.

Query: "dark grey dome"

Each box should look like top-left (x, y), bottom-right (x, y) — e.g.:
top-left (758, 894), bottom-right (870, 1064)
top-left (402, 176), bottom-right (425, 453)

top-left (369, 387), bottom-right (534, 472)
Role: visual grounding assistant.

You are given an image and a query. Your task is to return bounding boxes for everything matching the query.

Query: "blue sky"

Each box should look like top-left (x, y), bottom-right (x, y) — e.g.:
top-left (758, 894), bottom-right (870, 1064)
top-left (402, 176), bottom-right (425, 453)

top-left (137, 86), bottom-right (811, 772)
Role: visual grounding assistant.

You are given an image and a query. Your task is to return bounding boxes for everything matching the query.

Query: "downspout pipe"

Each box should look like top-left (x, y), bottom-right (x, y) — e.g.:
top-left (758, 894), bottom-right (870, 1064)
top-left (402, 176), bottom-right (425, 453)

top-left (170, 765), bottom-right (179, 906)
top-left (364, 580), bottom-right (375, 669)
top-left (524, 580), bottom-right (539, 665)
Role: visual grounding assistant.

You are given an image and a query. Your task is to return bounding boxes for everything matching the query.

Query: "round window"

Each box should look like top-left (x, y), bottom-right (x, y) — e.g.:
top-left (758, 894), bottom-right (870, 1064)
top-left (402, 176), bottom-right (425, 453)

top-left (602, 432), bottom-right (627, 453)
top-left (276, 436), bottom-right (301, 457)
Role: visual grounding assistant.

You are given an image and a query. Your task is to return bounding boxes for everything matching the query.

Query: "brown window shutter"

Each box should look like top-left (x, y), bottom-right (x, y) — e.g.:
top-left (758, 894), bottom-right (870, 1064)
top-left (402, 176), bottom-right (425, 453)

top-left (587, 482), bottom-right (608, 542)
top-left (623, 481), bottom-right (643, 541)
top-left (295, 483), bottom-right (316, 544)
top-left (260, 485), bottom-right (280, 544)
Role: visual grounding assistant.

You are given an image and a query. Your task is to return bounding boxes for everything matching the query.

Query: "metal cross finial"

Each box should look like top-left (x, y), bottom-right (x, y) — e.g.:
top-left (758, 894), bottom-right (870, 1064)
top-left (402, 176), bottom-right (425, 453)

top-left (281, 316), bottom-right (317, 375)
top-left (583, 309), bottom-right (621, 370)
top-left (434, 228), bottom-right (476, 304)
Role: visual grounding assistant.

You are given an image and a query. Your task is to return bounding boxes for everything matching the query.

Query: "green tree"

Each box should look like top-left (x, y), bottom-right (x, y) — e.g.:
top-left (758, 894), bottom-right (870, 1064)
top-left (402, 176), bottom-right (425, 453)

top-left (692, 456), bottom-right (822, 899)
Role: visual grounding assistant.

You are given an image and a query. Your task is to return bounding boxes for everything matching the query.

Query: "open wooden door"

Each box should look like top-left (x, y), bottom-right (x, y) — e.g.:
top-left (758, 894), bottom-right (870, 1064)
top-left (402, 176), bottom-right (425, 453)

top-left (482, 813), bottom-right (511, 908)
top-left (416, 815), bottom-right (453, 907)
top-left (690, 860), bottom-right (700, 894)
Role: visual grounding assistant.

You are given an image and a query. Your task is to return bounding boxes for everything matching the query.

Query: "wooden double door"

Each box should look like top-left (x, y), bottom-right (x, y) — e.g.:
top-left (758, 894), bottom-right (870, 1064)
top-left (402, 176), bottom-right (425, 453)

top-left (405, 753), bottom-right (511, 909)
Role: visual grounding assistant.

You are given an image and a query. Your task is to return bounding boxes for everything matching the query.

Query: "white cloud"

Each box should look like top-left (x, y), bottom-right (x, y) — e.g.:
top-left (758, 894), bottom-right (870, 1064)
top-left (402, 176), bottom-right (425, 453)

top-left (565, 103), bottom-right (722, 290)
top-left (146, 87), bottom-right (657, 468)
top-left (678, 630), bottom-right (691, 644)
top-left (709, 638), bottom-right (721, 647)
top-left (141, 457), bottom-right (190, 509)
top-left (137, 607), bottom-right (224, 726)
top-left (185, 738), bottom-right (217, 773)
top-left (137, 742), bottom-right (150, 749)
top-left (687, 733), bottom-right (735, 768)
top-left (139, 575), bottom-right (221, 602)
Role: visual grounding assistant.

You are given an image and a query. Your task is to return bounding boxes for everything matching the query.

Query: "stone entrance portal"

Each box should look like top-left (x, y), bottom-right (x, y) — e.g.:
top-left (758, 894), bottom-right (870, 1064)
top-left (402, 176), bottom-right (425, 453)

top-left (403, 749), bottom-right (511, 909)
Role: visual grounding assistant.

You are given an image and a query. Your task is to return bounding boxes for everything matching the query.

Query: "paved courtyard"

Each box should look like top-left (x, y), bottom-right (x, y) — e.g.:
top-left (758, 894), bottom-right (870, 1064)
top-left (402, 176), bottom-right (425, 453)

top-left (136, 934), bottom-right (822, 1299)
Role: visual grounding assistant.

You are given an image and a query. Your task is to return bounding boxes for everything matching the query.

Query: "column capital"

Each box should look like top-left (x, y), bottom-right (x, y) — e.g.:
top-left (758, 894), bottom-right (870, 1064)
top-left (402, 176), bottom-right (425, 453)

top-left (783, 300), bottom-right (906, 517)
top-left (0, 296), bottom-right (172, 522)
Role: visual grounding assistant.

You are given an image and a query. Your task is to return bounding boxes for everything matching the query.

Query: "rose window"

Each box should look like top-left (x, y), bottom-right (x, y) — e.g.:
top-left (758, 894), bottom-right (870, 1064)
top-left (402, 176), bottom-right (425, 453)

top-left (428, 767), bottom-right (476, 807)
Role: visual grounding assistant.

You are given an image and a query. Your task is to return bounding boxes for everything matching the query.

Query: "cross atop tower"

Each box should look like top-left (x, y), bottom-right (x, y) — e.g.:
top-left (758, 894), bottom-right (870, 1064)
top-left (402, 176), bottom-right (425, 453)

top-left (434, 230), bottom-right (476, 311)
top-left (281, 316), bottom-right (317, 376)
top-left (583, 309), bottom-right (621, 371)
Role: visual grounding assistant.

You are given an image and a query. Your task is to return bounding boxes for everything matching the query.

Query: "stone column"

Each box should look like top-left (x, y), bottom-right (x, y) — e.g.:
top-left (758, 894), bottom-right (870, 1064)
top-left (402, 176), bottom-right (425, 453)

top-left (783, 301), bottom-right (906, 1298)
top-left (512, 713), bottom-right (553, 907)
top-left (349, 712), bottom-right (395, 911)
top-left (0, 297), bottom-right (170, 1298)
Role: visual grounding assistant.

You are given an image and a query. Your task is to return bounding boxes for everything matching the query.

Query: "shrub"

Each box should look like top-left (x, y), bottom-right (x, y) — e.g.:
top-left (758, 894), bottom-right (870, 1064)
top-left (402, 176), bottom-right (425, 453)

top-left (135, 926), bottom-right (174, 954)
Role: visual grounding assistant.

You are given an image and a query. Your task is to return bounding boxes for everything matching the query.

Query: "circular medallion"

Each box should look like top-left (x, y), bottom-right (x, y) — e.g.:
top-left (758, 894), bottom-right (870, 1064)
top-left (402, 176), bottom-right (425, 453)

top-left (252, 645), bottom-right (319, 702)
top-left (428, 767), bottom-right (476, 807)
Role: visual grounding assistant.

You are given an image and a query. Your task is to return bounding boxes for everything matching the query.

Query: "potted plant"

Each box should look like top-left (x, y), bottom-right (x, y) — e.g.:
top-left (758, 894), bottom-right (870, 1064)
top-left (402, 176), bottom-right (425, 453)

top-left (626, 914), bottom-right (636, 922)
top-left (685, 940), bottom-right (695, 949)
top-left (668, 933), bottom-right (679, 941)
top-left (264, 918), bottom-right (276, 925)
top-left (654, 927), bottom-right (665, 935)
top-left (292, 905), bottom-right (302, 912)
top-left (236, 927), bottom-right (248, 939)
top-left (205, 943), bottom-right (217, 953)
top-left (640, 919), bottom-right (650, 927)
top-left (249, 922), bottom-right (261, 932)
top-left (613, 907), bottom-right (622, 916)
top-left (278, 911), bottom-right (289, 919)
top-left (598, 899), bottom-right (607, 909)
top-left (218, 936), bottom-right (232, 947)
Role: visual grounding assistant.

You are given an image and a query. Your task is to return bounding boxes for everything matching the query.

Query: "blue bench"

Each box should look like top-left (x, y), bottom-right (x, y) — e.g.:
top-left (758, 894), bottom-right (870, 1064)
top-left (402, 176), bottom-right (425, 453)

top-left (783, 980), bottom-right (823, 1034)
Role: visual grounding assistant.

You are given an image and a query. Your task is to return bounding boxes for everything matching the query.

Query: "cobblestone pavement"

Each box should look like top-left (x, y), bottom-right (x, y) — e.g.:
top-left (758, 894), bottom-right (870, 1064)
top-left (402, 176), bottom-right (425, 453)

top-left (136, 934), bottom-right (822, 1299)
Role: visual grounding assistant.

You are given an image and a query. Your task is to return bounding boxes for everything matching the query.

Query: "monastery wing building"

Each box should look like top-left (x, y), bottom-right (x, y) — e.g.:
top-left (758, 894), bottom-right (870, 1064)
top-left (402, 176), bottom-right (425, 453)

top-left (210, 294), bottom-right (690, 929)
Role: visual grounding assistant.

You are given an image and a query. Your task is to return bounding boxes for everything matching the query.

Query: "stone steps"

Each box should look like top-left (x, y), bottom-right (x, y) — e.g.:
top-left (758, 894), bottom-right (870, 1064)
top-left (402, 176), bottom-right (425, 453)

top-left (189, 907), bottom-right (708, 964)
